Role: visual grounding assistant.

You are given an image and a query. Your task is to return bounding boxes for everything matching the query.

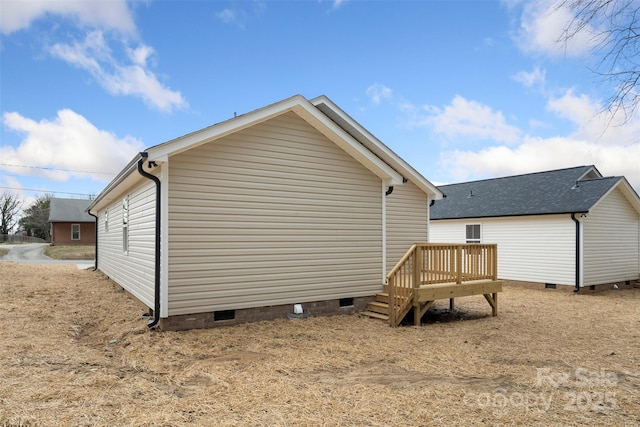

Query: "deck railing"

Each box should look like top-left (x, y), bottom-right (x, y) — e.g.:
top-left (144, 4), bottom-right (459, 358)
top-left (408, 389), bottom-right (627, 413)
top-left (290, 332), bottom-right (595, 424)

top-left (386, 243), bottom-right (498, 326)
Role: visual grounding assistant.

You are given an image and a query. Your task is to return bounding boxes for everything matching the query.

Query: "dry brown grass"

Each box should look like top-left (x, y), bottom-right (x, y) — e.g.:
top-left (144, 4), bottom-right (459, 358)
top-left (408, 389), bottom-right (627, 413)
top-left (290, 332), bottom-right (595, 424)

top-left (0, 248), bottom-right (9, 257)
top-left (43, 245), bottom-right (95, 260)
top-left (0, 261), bottom-right (638, 426)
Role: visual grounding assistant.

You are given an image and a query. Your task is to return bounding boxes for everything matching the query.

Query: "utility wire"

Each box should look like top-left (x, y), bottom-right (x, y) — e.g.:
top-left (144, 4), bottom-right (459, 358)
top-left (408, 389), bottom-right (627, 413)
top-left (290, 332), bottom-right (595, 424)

top-left (0, 163), bottom-right (118, 176)
top-left (0, 186), bottom-right (95, 197)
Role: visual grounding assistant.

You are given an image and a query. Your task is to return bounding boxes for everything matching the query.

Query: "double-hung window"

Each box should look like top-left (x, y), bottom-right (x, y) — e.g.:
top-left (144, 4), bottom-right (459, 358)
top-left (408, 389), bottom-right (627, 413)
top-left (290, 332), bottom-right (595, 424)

top-left (71, 224), bottom-right (80, 241)
top-left (465, 224), bottom-right (481, 243)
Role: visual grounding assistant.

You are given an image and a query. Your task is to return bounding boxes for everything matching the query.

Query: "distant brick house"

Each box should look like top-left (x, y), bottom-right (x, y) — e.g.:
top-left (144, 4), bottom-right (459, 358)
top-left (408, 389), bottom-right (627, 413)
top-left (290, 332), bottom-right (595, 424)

top-left (49, 198), bottom-right (96, 245)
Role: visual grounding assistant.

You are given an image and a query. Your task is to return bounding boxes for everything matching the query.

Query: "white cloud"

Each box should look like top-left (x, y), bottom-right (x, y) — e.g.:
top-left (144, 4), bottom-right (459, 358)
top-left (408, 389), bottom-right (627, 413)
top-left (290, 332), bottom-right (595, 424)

top-left (49, 31), bottom-right (187, 113)
top-left (547, 90), bottom-right (640, 145)
top-left (514, 0), bottom-right (598, 57)
top-left (366, 83), bottom-right (393, 105)
top-left (1, 109), bottom-right (145, 182)
top-left (513, 66), bottom-right (546, 90)
top-left (437, 91), bottom-right (640, 191)
top-left (216, 8), bottom-right (245, 29)
top-left (2, 1), bottom-right (187, 112)
top-left (440, 136), bottom-right (640, 191)
top-left (419, 96), bottom-right (522, 145)
top-left (0, 0), bottom-right (136, 35)
top-left (332, 0), bottom-right (346, 10)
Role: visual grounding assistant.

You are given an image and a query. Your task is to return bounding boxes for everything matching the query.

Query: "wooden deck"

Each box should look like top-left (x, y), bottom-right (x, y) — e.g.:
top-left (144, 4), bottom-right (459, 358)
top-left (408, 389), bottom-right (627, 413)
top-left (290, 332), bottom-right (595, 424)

top-left (362, 244), bottom-right (503, 326)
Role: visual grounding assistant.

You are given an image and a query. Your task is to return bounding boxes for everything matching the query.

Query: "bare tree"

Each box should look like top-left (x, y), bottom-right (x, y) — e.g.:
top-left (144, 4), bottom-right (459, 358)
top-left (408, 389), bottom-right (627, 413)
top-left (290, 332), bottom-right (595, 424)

top-left (0, 192), bottom-right (22, 236)
top-left (559, 0), bottom-right (640, 121)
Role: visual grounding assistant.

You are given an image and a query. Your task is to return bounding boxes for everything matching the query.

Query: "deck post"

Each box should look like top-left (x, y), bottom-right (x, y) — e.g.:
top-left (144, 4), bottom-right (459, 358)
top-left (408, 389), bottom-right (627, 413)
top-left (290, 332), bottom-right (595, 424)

top-left (388, 275), bottom-right (396, 327)
top-left (413, 245), bottom-right (421, 288)
top-left (492, 244), bottom-right (498, 280)
top-left (456, 245), bottom-right (463, 284)
top-left (414, 302), bottom-right (421, 326)
top-left (492, 292), bottom-right (498, 316)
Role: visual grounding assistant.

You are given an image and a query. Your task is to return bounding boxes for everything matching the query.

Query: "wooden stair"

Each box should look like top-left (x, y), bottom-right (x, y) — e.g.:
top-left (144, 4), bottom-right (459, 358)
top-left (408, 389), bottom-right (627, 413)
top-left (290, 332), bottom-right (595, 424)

top-left (361, 292), bottom-right (408, 322)
top-left (361, 289), bottom-right (416, 324)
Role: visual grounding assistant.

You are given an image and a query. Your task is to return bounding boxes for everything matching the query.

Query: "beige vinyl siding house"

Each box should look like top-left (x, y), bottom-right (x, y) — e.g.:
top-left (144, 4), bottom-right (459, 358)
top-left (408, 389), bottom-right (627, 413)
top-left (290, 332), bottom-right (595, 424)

top-left (88, 95), bottom-right (442, 330)
top-left (96, 180), bottom-right (157, 308)
top-left (430, 166), bottom-right (640, 290)
top-left (386, 181), bottom-right (429, 272)
top-left (167, 112), bottom-right (383, 315)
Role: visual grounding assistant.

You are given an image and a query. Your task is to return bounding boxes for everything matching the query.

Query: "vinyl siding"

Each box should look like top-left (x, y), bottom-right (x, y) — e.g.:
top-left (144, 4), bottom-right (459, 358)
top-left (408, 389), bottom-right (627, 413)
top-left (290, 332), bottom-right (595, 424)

top-left (430, 215), bottom-right (576, 285)
top-left (96, 179), bottom-right (157, 308)
top-left (583, 188), bottom-right (640, 285)
top-left (386, 181), bottom-right (428, 272)
top-left (167, 112), bottom-right (383, 316)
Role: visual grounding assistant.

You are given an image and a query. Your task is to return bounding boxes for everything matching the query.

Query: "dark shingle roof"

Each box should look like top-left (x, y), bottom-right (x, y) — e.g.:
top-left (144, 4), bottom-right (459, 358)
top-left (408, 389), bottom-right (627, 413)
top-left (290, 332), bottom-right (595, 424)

top-left (49, 198), bottom-right (95, 222)
top-left (430, 166), bottom-right (623, 220)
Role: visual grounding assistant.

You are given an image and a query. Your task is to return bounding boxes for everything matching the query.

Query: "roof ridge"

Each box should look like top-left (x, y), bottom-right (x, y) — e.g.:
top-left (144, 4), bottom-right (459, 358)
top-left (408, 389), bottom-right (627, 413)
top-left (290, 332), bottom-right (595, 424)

top-left (438, 165), bottom-right (594, 188)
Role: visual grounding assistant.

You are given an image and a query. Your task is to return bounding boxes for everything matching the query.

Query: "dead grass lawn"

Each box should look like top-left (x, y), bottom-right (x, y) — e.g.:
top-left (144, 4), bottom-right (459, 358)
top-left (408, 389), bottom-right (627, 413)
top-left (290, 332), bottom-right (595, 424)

top-left (43, 245), bottom-right (95, 260)
top-left (0, 261), bottom-right (638, 426)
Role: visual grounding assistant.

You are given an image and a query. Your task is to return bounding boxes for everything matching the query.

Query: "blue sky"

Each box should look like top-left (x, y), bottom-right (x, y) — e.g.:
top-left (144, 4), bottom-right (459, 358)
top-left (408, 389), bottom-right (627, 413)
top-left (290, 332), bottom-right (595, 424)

top-left (1, 0), bottom-right (639, 206)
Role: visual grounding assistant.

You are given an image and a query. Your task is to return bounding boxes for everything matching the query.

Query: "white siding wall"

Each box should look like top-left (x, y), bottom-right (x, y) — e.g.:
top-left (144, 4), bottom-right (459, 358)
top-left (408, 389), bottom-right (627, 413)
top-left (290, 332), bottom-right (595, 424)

top-left (386, 181), bottom-right (428, 272)
top-left (430, 215), bottom-right (576, 285)
top-left (583, 188), bottom-right (640, 285)
top-left (167, 112), bottom-right (383, 316)
top-left (97, 179), bottom-right (157, 308)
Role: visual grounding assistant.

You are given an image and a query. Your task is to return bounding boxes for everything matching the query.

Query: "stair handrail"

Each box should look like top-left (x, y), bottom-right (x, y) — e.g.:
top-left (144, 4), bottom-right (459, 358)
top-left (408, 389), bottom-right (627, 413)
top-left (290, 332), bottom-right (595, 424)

top-left (386, 244), bottom-right (419, 326)
top-left (386, 244), bottom-right (417, 281)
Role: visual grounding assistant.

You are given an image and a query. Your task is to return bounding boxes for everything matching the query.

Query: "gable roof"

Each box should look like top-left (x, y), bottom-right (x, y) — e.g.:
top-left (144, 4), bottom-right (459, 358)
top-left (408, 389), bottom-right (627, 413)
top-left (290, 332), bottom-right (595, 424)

top-left (431, 165), bottom-right (640, 220)
top-left (310, 96), bottom-right (441, 197)
top-left (49, 198), bottom-right (95, 222)
top-left (89, 94), bottom-right (442, 212)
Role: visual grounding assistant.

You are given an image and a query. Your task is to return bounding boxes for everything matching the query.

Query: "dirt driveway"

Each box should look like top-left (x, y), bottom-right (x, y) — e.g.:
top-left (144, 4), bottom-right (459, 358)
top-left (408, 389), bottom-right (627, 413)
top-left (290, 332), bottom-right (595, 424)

top-left (0, 262), bottom-right (638, 426)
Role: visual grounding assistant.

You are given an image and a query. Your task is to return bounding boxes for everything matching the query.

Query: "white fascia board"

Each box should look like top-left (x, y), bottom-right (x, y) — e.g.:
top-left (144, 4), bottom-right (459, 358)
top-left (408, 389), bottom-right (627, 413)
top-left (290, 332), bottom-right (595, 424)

top-left (147, 94), bottom-right (403, 186)
top-left (291, 103), bottom-right (403, 186)
top-left (590, 177), bottom-right (640, 214)
top-left (310, 95), bottom-right (443, 199)
top-left (88, 153), bottom-right (143, 213)
top-left (147, 95), bottom-right (309, 160)
top-left (577, 165), bottom-right (603, 180)
top-left (618, 177), bottom-right (640, 213)
top-left (88, 155), bottom-right (163, 213)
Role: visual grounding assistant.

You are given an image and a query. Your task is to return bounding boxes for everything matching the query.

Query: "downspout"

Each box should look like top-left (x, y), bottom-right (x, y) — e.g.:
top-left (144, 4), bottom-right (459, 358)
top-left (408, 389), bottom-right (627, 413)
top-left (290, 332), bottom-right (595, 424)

top-left (571, 213), bottom-right (580, 292)
top-left (137, 152), bottom-right (161, 328)
top-left (87, 211), bottom-right (98, 271)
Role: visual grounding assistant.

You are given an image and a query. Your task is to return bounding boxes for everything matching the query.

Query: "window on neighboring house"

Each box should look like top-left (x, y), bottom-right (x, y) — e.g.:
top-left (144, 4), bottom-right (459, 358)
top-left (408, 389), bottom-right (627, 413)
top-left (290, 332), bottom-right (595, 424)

top-left (466, 224), bottom-right (481, 243)
top-left (105, 209), bottom-right (109, 232)
top-left (71, 224), bottom-right (81, 241)
top-left (122, 197), bottom-right (129, 253)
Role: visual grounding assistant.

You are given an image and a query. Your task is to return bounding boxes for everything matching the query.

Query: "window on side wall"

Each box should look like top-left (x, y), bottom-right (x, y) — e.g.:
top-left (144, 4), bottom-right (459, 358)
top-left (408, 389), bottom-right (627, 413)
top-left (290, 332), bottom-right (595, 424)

top-left (465, 224), bottom-right (481, 243)
top-left (122, 197), bottom-right (129, 253)
top-left (105, 209), bottom-right (109, 232)
top-left (71, 224), bottom-right (80, 240)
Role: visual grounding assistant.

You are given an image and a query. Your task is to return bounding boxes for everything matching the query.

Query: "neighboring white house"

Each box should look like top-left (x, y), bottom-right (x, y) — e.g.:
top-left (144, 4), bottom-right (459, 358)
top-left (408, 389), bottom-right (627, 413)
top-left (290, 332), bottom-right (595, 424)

top-left (430, 166), bottom-right (640, 290)
top-left (87, 95), bottom-right (443, 330)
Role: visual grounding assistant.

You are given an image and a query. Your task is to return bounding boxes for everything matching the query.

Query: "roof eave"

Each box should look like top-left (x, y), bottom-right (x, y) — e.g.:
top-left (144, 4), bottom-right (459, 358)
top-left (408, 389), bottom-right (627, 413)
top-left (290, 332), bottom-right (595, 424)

top-left (87, 152), bottom-right (145, 213)
top-left (146, 94), bottom-right (404, 185)
top-left (310, 95), bottom-right (443, 199)
top-left (431, 210), bottom-right (590, 221)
